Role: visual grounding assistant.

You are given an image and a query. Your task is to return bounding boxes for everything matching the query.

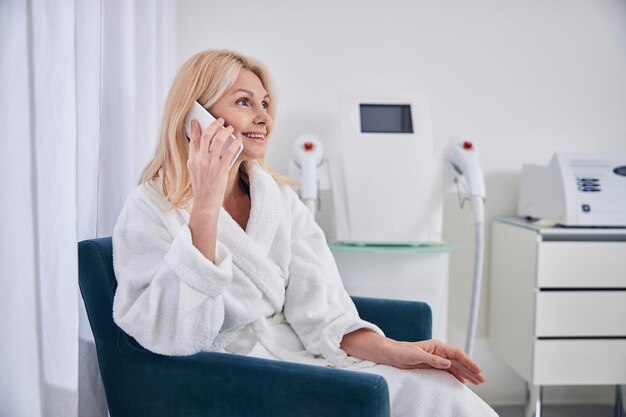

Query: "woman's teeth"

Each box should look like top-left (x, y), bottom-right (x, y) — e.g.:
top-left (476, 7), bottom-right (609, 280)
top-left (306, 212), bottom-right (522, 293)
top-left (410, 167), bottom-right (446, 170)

top-left (243, 133), bottom-right (264, 140)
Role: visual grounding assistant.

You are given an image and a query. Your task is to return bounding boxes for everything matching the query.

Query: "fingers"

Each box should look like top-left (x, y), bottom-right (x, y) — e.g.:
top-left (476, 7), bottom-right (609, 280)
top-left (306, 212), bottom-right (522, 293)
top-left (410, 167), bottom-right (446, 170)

top-left (414, 340), bottom-right (486, 385)
top-left (414, 349), bottom-right (453, 370)
top-left (447, 367), bottom-right (468, 384)
top-left (199, 117), bottom-right (226, 155)
top-left (187, 117), bottom-right (241, 177)
top-left (427, 340), bottom-right (478, 371)
top-left (440, 344), bottom-right (482, 375)
top-left (423, 353), bottom-right (484, 385)
top-left (188, 119), bottom-right (202, 158)
top-left (221, 136), bottom-right (243, 166)
top-left (434, 344), bottom-right (485, 385)
top-left (449, 359), bottom-right (485, 385)
top-left (210, 125), bottom-right (234, 155)
top-left (190, 119), bottom-right (201, 143)
top-left (208, 126), bottom-right (237, 169)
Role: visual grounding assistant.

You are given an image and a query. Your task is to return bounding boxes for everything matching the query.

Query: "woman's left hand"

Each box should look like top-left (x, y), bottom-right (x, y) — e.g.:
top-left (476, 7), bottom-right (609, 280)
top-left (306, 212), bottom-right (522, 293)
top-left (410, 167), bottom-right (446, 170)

top-left (341, 330), bottom-right (486, 385)
top-left (388, 339), bottom-right (485, 385)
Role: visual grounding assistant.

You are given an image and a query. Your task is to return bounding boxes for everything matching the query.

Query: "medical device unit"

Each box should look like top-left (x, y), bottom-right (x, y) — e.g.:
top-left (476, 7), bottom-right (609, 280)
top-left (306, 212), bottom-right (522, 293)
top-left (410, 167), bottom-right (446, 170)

top-left (329, 91), bottom-right (443, 244)
top-left (518, 153), bottom-right (626, 227)
top-left (291, 92), bottom-right (487, 350)
top-left (289, 135), bottom-right (325, 218)
top-left (444, 139), bottom-right (486, 356)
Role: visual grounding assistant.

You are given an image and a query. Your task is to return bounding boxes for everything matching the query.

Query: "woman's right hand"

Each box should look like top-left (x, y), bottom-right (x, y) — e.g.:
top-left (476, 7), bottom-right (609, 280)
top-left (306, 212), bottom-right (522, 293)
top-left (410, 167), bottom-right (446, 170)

top-left (187, 117), bottom-right (242, 212)
top-left (186, 117), bottom-right (242, 262)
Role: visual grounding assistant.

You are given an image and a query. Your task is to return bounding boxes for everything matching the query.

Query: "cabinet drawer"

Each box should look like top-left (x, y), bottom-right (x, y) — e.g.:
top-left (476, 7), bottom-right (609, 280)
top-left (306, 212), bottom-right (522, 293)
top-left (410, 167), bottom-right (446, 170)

top-left (534, 339), bottom-right (626, 385)
top-left (536, 291), bottom-right (626, 337)
top-left (537, 242), bottom-right (626, 287)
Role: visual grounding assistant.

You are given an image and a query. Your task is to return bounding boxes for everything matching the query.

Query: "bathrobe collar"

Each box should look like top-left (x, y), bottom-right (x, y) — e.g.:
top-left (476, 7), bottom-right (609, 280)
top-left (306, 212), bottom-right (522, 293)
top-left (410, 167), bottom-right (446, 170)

top-left (243, 161), bottom-right (280, 250)
top-left (217, 161), bottom-right (285, 308)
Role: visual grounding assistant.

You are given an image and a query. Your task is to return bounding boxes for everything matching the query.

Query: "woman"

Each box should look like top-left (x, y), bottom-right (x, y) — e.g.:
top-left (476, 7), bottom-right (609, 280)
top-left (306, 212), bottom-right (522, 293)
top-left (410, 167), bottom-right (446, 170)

top-left (112, 49), bottom-right (497, 416)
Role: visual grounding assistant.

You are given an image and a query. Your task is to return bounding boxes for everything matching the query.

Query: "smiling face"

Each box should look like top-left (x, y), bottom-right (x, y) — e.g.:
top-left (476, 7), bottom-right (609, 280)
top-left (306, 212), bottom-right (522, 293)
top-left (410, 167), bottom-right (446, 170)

top-left (209, 69), bottom-right (273, 162)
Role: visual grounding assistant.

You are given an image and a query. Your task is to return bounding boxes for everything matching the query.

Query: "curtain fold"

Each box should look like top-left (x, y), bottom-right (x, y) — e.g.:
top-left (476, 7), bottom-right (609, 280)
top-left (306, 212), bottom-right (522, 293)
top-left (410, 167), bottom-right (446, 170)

top-left (1, 1), bottom-right (79, 416)
top-left (1, 1), bottom-right (176, 416)
top-left (0, 3), bottom-right (42, 417)
top-left (77, 1), bottom-right (176, 415)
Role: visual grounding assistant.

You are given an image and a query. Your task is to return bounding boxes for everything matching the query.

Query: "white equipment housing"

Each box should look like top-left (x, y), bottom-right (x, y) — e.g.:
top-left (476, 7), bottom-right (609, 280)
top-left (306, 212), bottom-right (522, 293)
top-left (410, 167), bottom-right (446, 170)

top-left (289, 135), bottom-right (325, 217)
top-left (518, 153), bottom-right (626, 227)
top-left (443, 139), bottom-right (486, 356)
top-left (329, 91), bottom-right (443, 244)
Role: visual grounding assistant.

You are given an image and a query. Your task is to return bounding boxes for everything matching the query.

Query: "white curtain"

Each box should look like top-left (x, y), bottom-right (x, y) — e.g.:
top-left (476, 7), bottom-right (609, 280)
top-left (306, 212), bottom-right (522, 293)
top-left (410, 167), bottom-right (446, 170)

top-left (0, 1), bottom-right (176, 416)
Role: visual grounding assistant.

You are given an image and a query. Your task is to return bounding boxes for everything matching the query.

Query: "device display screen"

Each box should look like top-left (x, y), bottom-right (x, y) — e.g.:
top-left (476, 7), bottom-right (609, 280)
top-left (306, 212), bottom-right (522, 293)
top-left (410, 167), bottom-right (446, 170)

top-left (360, 104), bottom-right (413, 133)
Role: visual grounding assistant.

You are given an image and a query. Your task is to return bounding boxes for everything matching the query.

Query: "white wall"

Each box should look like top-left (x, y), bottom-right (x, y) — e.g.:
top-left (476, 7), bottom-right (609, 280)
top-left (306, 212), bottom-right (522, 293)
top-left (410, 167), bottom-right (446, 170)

top-left (177, 0), bottom-right (626, 406)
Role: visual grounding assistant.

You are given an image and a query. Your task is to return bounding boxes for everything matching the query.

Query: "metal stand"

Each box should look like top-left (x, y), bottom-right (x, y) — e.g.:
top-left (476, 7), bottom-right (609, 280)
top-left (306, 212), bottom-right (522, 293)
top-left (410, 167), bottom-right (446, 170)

top-left (525, 383), bottom-right (543, 417)
top-left (524, 384), bottom-right (623, 417)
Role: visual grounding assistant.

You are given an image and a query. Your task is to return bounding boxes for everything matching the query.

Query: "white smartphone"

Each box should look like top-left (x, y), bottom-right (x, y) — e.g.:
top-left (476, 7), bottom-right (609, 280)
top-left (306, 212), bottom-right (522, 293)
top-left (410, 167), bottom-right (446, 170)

top-left (183, 101), bottom-right (244, 169)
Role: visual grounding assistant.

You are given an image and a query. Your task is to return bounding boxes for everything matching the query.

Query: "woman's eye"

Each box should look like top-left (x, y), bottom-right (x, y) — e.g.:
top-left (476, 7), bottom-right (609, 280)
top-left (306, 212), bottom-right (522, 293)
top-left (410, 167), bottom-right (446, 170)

top-left (236, 97), bottom-right (269, 110)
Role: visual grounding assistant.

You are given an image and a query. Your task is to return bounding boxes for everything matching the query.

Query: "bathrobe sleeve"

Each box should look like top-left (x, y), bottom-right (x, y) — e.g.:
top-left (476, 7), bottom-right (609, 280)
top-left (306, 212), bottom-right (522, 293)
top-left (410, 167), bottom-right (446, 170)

top-left (112, 185), bottom-right (233, 355)
top-left (282, 188), bottom-right (384, 367)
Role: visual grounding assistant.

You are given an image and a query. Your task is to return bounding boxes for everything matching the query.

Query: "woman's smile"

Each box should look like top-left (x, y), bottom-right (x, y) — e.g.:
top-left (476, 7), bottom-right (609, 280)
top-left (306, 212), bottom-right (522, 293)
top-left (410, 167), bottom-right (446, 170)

top-left (241, 131), bottom-right (266, 142)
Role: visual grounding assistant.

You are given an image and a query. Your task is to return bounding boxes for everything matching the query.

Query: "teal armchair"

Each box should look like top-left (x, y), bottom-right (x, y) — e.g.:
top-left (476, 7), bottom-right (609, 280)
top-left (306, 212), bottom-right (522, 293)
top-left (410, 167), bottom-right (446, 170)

top-left (78, 237), bottom-right (432, 417)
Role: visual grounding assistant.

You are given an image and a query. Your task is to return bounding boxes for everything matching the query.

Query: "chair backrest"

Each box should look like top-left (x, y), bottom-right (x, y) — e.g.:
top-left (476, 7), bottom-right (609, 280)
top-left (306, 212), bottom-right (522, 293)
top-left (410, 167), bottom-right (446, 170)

top-left (79, 237), bottom-right (117, 345)
top-left (78, 237), bottom-right (155, 415)
top-left (79, 237), bottom-right (138, 352)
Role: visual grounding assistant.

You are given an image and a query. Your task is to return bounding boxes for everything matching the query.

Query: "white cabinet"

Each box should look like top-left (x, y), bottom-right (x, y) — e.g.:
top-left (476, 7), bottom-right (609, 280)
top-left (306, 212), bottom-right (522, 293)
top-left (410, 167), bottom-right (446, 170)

top-left (488, 218), bottom-right (626, 416)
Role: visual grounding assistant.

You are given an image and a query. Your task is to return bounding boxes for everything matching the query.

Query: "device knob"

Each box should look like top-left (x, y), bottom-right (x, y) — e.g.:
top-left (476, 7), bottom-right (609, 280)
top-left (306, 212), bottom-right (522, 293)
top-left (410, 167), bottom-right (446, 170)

top-left (304, 141), bottom-right (315, 151)
top-left (463, 141), bottom-right (474, 150)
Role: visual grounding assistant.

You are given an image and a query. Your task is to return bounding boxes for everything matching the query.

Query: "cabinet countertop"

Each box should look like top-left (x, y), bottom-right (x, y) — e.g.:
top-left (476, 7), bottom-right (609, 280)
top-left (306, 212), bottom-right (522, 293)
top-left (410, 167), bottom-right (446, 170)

top-left (496, 217), bottom-right (626, 240)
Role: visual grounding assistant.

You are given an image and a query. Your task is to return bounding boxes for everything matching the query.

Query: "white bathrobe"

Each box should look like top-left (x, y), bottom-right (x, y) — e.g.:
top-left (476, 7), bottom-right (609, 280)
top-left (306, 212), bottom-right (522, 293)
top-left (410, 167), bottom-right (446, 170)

top-left (113, 161), bottom-right (497, 417)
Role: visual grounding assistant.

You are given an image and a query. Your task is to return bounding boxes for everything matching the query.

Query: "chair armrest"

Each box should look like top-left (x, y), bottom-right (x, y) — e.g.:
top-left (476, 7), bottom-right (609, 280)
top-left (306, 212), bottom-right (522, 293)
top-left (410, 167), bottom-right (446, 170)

top-left (352, 296), bottom-right (432, 342)
top-left (103, 350), bottom-right (390, 417)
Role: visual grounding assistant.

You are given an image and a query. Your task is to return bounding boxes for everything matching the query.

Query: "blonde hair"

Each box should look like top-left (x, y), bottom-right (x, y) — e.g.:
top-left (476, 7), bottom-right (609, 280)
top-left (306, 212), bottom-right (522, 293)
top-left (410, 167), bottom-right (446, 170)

top-left (140, 49), bottom-right (294, 209)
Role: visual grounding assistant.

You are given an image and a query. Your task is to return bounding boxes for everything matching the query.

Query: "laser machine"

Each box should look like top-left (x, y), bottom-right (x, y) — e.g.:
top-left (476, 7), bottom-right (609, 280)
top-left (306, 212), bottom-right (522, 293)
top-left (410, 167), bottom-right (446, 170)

top-left (519, 153), bottom-right (626, 227)
top-left (291, 91), bottom-right (486, 351)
